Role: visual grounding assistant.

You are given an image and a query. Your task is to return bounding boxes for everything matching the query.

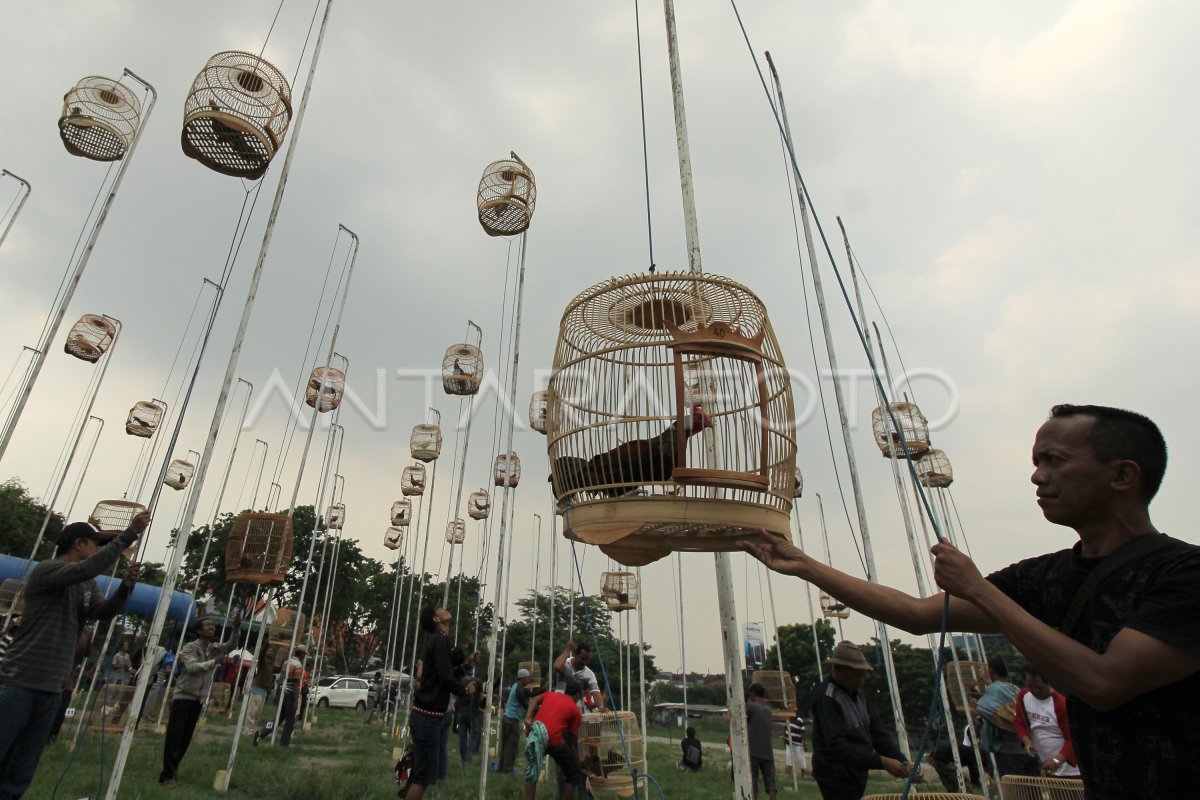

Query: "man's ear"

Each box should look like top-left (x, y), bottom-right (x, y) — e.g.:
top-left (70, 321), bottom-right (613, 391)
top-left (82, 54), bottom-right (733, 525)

top-left (1110, 459), bottom-right (1142, 494)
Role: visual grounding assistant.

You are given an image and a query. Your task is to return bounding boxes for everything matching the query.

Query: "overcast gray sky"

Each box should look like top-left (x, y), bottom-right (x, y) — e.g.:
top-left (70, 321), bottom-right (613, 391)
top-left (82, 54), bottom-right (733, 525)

top-left (2, 1), bottom-right (1197, 677)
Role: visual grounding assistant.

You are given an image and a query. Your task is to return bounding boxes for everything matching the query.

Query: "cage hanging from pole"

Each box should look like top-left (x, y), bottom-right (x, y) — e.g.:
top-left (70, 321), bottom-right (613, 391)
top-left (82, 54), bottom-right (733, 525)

top-left (467, 490), bottom-right (490, 520)
top-left (870, 402), bottom-right (931, 458)
top-left (269, 607), bottom-right (306, 651)
top-left (181, 51), bottom-right (292, 179)
top-left (391, 500), bottom-right (412, 527)
top-left (600, 571), bottom-right (638, 612)
top-left (529, 390), bottom-right (549, 434)
top-left (477, 158), bottom-right (536, 237)
top-left (327, 503), bottom-right (345, 530)
top-left (90, 684), bottom-right (136, 733)
top-left (58, 77), bottom-right (143, 161)
top-left (410, 424), bottom-right (442, 462)
top-left (517, 660), bottom-right (542, 687)
top-left (916, 448), bottom-right (954, 488)
top-left (305, 366), bottom-right (346, 412)
top-left (63, 315), bottom-right (117, 362)
top-left (445, 518), bottom-right (465, 545)
top-left (0, 579), bottom-right (25, 617)
top-left (90, 499), bottom-right (144, 559)
top-left (384, 526), bottom-right (404, 550)
top-left (493, 452), bottom-right (520, 487)
top-left (441, 344), bottom-right (484, 396)
top-left (998, 775), bottom-right (1085, 800)
top-left (224, 512), bottom-right (293, 584)
top-left (750, 669), bottom-right (797, 719)
top-left (819, 591), bottom-right (850, 619)
top-left (578, 711), bottom-right (646, 793)
top-left (793, 468), bottom-right (804, 499)
top-left (163, 458), bottom-right (196, 490)
top-left (546, 272), bottom-right (797, 567)
top-left (401, 464), bottom-right (427, 495)
top-left (125, 400), bottom-right (165, 438)
top-left (944, 660), bottom-right (990, 714)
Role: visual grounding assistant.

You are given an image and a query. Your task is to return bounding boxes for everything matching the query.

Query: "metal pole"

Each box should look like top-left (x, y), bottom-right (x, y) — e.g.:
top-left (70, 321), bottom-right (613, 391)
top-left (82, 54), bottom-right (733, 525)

top-left (636, 566), bottom-right (648, 795)
top-left (792, 514), bottom-right (823, 682)
top-left (765, 568), bottom-right (798, 792)
top-left (676, 552), bottom-right (688, 722)
top-left (547, 507), bottom-right (557, 681)
top-left (249, 440), bottom-right (269, 510)
top-left (0, 170), bottom-right (32, 254)
top-left (530, 513), bottom-right (541, 663)
top-left (444, 321), bottom-right (482, 613)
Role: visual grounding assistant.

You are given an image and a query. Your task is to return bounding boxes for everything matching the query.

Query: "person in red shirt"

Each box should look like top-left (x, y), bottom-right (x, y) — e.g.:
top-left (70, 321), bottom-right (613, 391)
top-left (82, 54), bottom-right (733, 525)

top-left (1015, 667), bottom-right (1080, 777)
top-left (523, 679), bottom-right (585, 799)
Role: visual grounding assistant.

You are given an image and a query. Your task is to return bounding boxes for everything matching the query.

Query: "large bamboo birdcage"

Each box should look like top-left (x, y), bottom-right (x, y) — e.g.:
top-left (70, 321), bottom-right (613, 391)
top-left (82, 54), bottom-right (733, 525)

top-left (467, 490), bottom-right (491, 520)
top-left (916, 449), bottom-right (954, 488)
top-left (0, 579), bottom-right (25, 617)
top-left (269, 607), bottom-right (306, 650)
top-left (517, 660), bottom-right (542, 687)
top-left (600, 571), bottom-right (638, 612)
top-left (126, 400), bottom-right (165, 438)
top-left (391, 500), bottom-right (412, 527)
top-left (384, 526), bottom-right (405, 551)
top-left (529, 390), bottom-right (549, 434)
top-left (751, 669), bottom-right (797, 719)
top-left (163, 458), bottom-right (196, 490)
top-left (442, 344), bottom-right (484, 396)
top-left (999, 776), bottom-right (1085, 800)
top-left (477, 158), bottom-right (536, 237)
top-left (865, 795), bottom-right (988, 800)
top-left (871, 402), bottom-right (931, 458)
top-left (547, 272), bottom-right (797, 567)
top-left (410, 424), bottom-right (443, 462)
top-left (90, 499), bottom-right (145, 536)
top-left (90, 684), bottom-right (136, 733)
top-left (944, 660), bottom-right (989, 714)
top-left (225, 512), bottom-right (293, 584)
top-left (445, 518), bottom-right (465, 544)
top-left (401, 464), bottom-right (427, 495)
top-left (793, 468), bottom-right (804, 499)
top-left (494, 452), bottom-right (521, 487)
top-left (305, 366), bottom-right (346, 412)
top-left (327, 503), bottom-right (346, 530)
top-left (578, 711), bottom-right (645, 793)
top-left (59, 77), bottom-right (142, 161)
top-left (820, 591), bottom-right (850, 619)
top-left (64, 315), bottom-right (116, 362)
top-left (182, 51), bottom-right (292, 179)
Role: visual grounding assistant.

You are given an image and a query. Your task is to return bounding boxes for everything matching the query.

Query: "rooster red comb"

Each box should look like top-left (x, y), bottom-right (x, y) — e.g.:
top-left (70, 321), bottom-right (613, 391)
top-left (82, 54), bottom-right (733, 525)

top-left (686, 405), bottom-right (713, 433)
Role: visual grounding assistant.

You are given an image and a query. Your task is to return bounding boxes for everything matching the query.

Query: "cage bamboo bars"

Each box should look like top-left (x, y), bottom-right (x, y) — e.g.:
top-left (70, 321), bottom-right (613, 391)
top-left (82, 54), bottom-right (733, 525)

top-left (410, 424), bottom-right (442, 462)
top-left (477, 158), bottom-right (536, 237)
top-left (326, 503), bottom-right (345, 530)
top-left (305, 366), bottom-right (346, 412)
top-left (916, 449), bottom-right (954, 488)
top-left (442, 344), bottom-right (484, 396)
top-left (224, 512), bottom-right (292, 584)
top-left (467, 490), bottom-right (490, 520)
top-left (529, 390), bottom-right (548, 434)
top-left (401, 464), bottom-right (427, 495)
top-left (390, 500), bottom-right (412, 527)
top-left (577, 711), bottom-right (645, 793)
top-left (600, 571), bottom-right (638, 612)
top-left (163, 458), bottom-right (196, 490)
top-left (445, 518), bottom-right (466, 545)
top-left (998, 776), bottom-right (1085, 800)
top-left (493, 452), bottom-right (520, 487)
top-left (870, 402), bottom-right (931, 458)
top-left (64, 315), bottom-right (117, 362)
top-left (125, 400), bottom-right (165, 438)
top-left (384, 526), bottom-right (404, 550)
top-left (59, 77), bottom-right (143, 161)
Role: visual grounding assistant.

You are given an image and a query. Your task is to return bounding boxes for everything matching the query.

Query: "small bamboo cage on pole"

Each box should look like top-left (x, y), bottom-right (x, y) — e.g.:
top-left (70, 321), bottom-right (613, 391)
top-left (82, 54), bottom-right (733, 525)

top-left (493, 453), bottom-right (520, 487)
top-left (401, 464), bottom-right (426, 495)
top-left (467, 490), bottom-right (490, 520)
top-left (64, 315), bottom-right (117, 362)
top-left (90, 499), bottom-right (146, 558)
top-left (384, 526), bottom-right (404, 551)
top-left (577, 711), bottom-right (646, 793)
top-left (819, 591), bottom-right (850, 619)
top-left (125, 400), bottom-right (165, 438)
top-left (476, 159), bottom-right (536, 237)
top-left (528, 390), bottom-right (548, 434)
top-left (181, 52), bottom-right (292, 180)
top-left (870, 402), bottom-right (931, 458)
top-left (326, 503), bottom-right (345, 530)
top-left (163, 458), bottom-right (196, 491)
top-left (916, 449), bottom-right (954, 488)
top-left (600, 571), bottom-right (638, 612)
top-left (410, 424), bottom-right (442, 463)
top-left (224, 512), bottom-right (292, 584)
top-left (58, 77), bottom-right (143, 161)
top-left (442, 344), bottom-right (484, 396)
top-left (750, 669), bottom-right (797, 720)
top-left (305, 366), bottom-right (346, 412)
top-left (390, 500), bottom-right (412, 527)
top-left (445, 518), bottom-right (466, 545)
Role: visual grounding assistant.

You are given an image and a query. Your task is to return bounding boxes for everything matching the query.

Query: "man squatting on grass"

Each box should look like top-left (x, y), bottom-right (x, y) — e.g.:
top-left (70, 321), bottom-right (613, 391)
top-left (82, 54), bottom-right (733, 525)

top-left (0, 511), bottom-right (150, 799)
top-left (743, 404), bottom-right (1200, 799)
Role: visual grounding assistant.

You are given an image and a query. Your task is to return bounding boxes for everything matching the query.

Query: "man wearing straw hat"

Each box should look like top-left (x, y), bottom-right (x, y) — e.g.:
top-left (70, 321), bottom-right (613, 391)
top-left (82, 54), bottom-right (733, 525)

top-left (810, 641), bottom-right (912, 799)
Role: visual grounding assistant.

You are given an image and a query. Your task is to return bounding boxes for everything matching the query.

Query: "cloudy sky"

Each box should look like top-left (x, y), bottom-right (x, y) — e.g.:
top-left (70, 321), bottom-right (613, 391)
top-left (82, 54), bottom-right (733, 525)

top-left (1, 1), bottom-right (1197, 677)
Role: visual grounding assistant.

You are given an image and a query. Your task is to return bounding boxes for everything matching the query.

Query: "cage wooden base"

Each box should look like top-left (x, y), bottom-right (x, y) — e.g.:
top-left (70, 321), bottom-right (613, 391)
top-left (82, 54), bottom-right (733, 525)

top-left (999, 776), bottom-right (1084, 800)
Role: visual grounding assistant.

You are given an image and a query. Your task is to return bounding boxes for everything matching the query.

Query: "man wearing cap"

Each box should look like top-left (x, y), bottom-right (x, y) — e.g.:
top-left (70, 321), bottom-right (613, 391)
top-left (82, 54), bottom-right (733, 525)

top-left (500, 667), bottom-right (538, 774)
top-left (810, 641), bottom-right (913, 799)
top-left (0, 511), bottom-right (149, 799)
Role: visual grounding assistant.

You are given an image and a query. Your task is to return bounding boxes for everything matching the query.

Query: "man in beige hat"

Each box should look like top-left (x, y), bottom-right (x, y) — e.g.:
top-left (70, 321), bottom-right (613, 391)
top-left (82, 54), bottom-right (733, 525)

top-left (810, 641), bottom-right (912, 799)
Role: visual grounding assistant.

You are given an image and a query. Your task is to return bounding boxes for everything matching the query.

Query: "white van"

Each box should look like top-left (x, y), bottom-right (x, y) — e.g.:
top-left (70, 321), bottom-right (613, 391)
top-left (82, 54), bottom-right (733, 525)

top-left (310, 676), bottom-right (370, 709)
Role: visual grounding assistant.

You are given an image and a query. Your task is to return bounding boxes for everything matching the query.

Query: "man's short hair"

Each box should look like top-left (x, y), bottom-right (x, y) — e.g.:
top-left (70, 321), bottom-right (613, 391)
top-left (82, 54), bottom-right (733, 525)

top-left (562, 676), bottom-right (583, 697)
top-left (749, 682), bottom-right (766, 698)
top-left (686, 726), bottom-right (696, 738)
top-left (574, 642), bottom-right (592, 656)
top-left (1050, 404), bottom-right (1168, 500)
top-left (1023, 665), bottom-right (1045, 681)
top-left (418, 605), bottom-right (439, 633)
top-left (988, 657), bottom-right (1008, 678)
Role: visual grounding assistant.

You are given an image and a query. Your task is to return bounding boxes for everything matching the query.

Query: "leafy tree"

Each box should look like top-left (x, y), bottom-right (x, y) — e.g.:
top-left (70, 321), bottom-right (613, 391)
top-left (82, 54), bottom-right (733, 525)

top-left (763, 620), bottom-right (838, 702)
top-left (0, 479), bottom-right (63, 560)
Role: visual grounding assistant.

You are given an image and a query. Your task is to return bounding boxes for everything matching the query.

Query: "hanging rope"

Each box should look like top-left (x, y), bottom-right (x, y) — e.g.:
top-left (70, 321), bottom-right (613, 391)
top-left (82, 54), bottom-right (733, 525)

top-left (632, 0), bottom-right (656, 273)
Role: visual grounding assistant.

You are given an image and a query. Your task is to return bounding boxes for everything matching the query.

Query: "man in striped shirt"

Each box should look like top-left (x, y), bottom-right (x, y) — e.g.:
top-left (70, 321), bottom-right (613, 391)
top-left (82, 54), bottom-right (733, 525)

top-left (0, 512), bottom-right (148, 799)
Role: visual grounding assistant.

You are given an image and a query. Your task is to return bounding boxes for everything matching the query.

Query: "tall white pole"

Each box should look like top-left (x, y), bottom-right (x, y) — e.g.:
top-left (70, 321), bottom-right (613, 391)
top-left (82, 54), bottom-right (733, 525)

top-left (530, 513), bottom-right (541, 663)
top-left (547, 506), bottom-right (557, 680)
top-left (0, 170), bottom-right (31, 254)
top-left (445, 321), bottom-right (482, 616)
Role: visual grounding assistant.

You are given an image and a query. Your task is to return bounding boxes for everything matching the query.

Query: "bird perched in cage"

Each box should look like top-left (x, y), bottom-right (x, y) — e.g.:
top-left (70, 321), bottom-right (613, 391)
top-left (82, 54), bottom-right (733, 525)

top-left (550, 405), bottom-right (712, 499)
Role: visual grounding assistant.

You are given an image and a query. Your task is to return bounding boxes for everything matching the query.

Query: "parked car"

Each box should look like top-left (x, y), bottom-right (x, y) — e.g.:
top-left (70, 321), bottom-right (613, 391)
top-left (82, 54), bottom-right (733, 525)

top-left (309, 675), bottom-right (370, 709)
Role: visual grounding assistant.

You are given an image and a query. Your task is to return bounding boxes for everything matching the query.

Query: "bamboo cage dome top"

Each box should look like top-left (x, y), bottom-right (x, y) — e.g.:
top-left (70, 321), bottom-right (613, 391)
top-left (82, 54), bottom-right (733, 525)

top-left (305, 366), bottom-right (346, 412)
top-left (225, 512), bottom-right (293, 585)
top-left (327, 503), bottom-right (346, 529)
top-left (467, 489), bottom-right (490, 519)
top-left (870, 401), bottom-right (931, 458)
top-left (578, 711), bottom-right (646, 792)
top-left (477, 158), bottom-right (536, 237)
top-left (916, 448), bottom-right (954, 488)
top-left (64, 315), bottom-right (116, 362)
top-left (163, 458), bottom-right (196, 490)
top-left (793, 467), bottom-right (804, 499)
top-left (182, 51), bottom-right (293, 180)
top-left (383, 526), bottom-right (404, 550)
top-left (445, 518), bottom-right (465, 544)
top-left (529, 390), bottom-right (549, 434)
top-left (410, 424), bottom-right (443, 462)
top-left (59, 77), bottom-right (142, 161)
top-left (390, 500), bottom-right (412, 526)
top-left (493, 452), bottom-right (521, 487)
top-left (600, 571), bottom-right (638, 611)
top-left (126, 400), bottom-right (164, 438)
top-left (997, 776), bottom-right (1085, 799)
top-left (401, 464), bottom-right (427, 495)
top-left (750, 669), bottom-right (797, 717)
top-left (546, 272), bottom-right (797, 567)
top-left (442, 344), bottom-right (484, 396)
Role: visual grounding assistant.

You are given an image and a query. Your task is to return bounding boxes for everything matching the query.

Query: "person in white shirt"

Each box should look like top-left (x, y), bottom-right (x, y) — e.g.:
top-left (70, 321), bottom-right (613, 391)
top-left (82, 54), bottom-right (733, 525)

top-left (1015, 667), bottom-right (1080, 777)
top-left (553, 640), bottom-right (604, 712)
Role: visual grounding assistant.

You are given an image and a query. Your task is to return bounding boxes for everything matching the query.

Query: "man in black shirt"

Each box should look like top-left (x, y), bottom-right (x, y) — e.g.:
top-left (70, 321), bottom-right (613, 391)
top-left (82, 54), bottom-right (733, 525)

top-left (679, 726), bottom-right (703, 772)
top-left (405, 606), bottom-right (473, 800)
top-left (744, 404), bottom-right (1200, 799)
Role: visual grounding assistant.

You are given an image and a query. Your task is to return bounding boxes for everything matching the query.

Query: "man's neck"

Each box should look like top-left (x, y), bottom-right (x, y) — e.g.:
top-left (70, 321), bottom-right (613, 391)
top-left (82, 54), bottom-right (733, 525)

top-left (1075, 508), bottom-right (1158, 558)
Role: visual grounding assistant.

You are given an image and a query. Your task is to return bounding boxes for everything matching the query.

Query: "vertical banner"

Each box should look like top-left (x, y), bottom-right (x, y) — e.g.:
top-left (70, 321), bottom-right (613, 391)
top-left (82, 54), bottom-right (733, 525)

top-left (743, 621), bottom-right (765, 671)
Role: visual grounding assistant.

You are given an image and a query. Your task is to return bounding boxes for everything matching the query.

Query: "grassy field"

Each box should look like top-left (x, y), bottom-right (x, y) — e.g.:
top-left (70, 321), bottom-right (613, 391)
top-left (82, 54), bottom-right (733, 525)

top-left (30, 705), bottom-right (912, 799)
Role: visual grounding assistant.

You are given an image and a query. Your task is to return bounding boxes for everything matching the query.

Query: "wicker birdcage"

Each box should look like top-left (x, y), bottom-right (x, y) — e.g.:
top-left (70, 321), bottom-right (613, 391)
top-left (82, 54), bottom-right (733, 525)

top-left (269, 608), bottom-right (306, 650)
top-left (91, 499), bottom-right (146, 535)
top-left (865, 795), bottom-right (988, 800)
top-left (207, 682), bottom-right (233, 714)
top-left (163, 458), bottom-right (196, 490)
top-left (0, 579), bottom-right (25, 617)
top-left (944, 660), bottom-right (989, 714)
top-left (181, 51), bottom-right (292, 179)
top-left (225, 512), bottom-right (293, 584)
top-left (999, 775), bottom-right (1085, 800)
top-left (59, 77), bottom-right (142, 161)
top-left (305, 367), bottom-right (346, 412)
top-left (477, 158), bottom-right (536, 237)
top-left (600, 571), bottom-right (638, 612)
top-left (870, 402), bottom-right (931, 459)
top-left (467, 490), bottom-right (491, 520)
top-left (327, 503), bottom-right (345, 530)
top-left (917, 449), bottom-right (954, 488)
top-left (517, 661), bottom-right (542, 687)
top-left (547, 272), bottom-right (797, 567)
top-left (793, 468), bottom-right (804, 499)
top-left (578, 711), bottom-right (646, 793)
top-left (384, 526), bottom-right (405, 550)
top-left (391, 500), bottom-right (412, 527)
top-left (751, 670), bottom-right (797, 718)
top-left (90, 684), bottom-right (136, 733)
top-left (442, 344), bottom-right (484, 396)
top-left (529, 390), bottom-right (549, 434)
top-left (820, 591), bottom-right (850, 619)
top-left (401, 464), bottom-right (427, 495)
top-left (493, 452), bottom-right (521, 487)
top-left (125, 400), bottom-right (165, 438)
top-left (63, 315), bottom-right (117, 362)
top-left (445, 518), bottom-right (465, 545)
top-left (410, 424), bottom-right (443, 462)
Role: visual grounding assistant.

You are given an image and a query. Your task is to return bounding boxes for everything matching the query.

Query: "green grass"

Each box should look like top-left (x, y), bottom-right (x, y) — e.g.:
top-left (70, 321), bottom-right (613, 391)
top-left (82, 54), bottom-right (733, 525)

top-left (30, 705), bottom-right (911, 799)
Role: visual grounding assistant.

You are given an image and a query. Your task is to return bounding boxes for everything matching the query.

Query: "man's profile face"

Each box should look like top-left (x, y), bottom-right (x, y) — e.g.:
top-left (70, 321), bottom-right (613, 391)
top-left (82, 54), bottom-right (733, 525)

top-left (1026, 673), bottom-right (1052, 700)
top-left (1031, 416), bottom-right (1116, 528)
top-left (832, 665), bottom-right (868, 692)
top-left (198, 621), bottom-right (216, 639)
top-left (436, 609), bottom-right (452, 630)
